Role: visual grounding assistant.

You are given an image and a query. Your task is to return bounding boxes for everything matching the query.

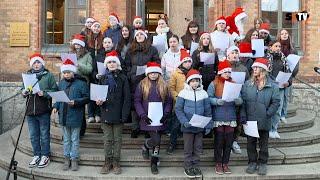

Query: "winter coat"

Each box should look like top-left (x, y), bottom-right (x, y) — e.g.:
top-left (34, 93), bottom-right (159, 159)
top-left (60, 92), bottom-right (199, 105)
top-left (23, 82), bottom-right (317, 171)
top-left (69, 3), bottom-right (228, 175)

top-left (134, 81), bottom-right (173, 131)
top-left (168, 68), bottom-right (186, 102)
top-left (241, 76), bottom-right (280, 131)
top-left (24, 69), bottom-right (58, 116)
top-left (240, 57), bottom-right (255, 76)
top-left (124, 45), bottom-right (160, 94)
top-left (230, 61), bottom-right (250, 80)
top-left (181, 34), bottom-right (200, 51)
top-left (104, 25), bottom-right (122, 48)
top-left (210, 31), bottom-right (234, 52)
top-left (161, 49), bottom-right (181, 81)
top-left (192, 49), bottom-right (219, 90)
top-left (77, 52), bottom-right (93, 83)
top-left (175, 83), bottom-right (212, 133)
top-left (98, 70), bottom-right (131, 124)
top-left (54, 75), bottom-right (90, 128)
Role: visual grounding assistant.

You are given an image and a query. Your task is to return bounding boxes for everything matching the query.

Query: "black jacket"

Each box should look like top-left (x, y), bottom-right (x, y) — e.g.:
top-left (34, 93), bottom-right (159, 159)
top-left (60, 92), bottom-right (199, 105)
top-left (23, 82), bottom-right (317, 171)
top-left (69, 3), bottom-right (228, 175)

top-left (98, 70), bottom-right (131, 124)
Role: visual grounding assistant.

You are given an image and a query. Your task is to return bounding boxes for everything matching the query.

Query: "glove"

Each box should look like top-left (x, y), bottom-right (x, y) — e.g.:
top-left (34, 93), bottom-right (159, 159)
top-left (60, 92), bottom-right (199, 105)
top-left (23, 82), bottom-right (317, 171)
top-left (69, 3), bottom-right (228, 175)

top-left (216, 99), bottom-right (225, 106)
top-left (96, 74), bottom-right (103, 80)
top-left (160, 115), bottom-right (167, 124)
top-left (142, 116), bottom-right (152, 125)
top-left (205, 128), bottom-right (211, 135)
top-left (234, 98), bottom-right (243, 106)
top-left (252, 50), bottom-right (256, 55)
top-left (184, 122), bottom-right (192, 128)
top-left (22, 89), bottom-right (30, 96)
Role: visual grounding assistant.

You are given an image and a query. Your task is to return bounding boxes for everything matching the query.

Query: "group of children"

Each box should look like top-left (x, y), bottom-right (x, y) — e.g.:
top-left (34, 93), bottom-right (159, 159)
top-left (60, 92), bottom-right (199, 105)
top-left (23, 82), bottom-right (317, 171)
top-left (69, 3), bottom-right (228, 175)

top-left (22, 9), bottom-right (298, 178)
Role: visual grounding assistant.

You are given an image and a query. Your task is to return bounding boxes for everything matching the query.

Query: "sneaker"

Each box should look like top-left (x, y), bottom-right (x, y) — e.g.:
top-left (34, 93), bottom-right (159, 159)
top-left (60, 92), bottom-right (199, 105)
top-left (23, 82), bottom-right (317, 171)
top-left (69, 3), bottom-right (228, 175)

top-left (37, 156), bottom-right (50, 168)
top-left (215, 163), bottom-right (223, 175)
top-left (88, 117), bottom-right (95, 123)
top-left (280, 117), bottom-right (287, 124)
top-left (192, 167), bottom-right (202, 178)
top-left (257, 163), bottom-right (267, 175)
top-left (232, 141), bottom-right (242, 154)
top-left (95, 116), bottom-right (101, 123)
top-left (274, 131), bottom-right (281, 139)
top-left (184, 168), bottom-right (196, 178)
top-left (28, 156), bottom-right (40, 168)
top-left (166, 144), bottom-right (175, 155)
top-left (269, 131), bottom-right (276, 139)
top-left (246, 162), bottom-right (257, 174)
top-left (223, 164), bottom-right (231, 174)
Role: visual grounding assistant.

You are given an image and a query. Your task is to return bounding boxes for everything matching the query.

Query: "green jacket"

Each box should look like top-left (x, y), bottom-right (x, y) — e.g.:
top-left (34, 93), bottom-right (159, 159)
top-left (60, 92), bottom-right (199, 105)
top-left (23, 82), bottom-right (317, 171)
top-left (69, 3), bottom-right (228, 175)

top-left (77, 52), bottom-right (93, 83)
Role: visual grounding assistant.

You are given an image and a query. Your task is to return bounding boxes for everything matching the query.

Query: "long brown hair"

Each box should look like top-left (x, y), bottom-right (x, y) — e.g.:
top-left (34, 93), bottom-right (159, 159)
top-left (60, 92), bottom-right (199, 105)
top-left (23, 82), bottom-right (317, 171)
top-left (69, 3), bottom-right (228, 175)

top-left (87, 32), bottom-right (104, 49)
top-left (140, 75), bottom-right (169, 102)
top-left (276, 29), bottom-right (295, 55)
top-left (129, 36), bottom-right (151, 54)
top-left (183, 21), bottom-right (200, 47)
top-left (242, 28), bottom-right (259, 43)
top-left (70, 44), bottom-right (87, 57)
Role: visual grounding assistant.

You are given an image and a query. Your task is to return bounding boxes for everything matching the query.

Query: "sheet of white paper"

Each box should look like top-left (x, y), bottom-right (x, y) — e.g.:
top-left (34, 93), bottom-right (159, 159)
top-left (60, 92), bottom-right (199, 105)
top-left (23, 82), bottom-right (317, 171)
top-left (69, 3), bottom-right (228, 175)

top-left (147, 102), bottom-right (163, 126)
top-left (222, 81), bottom-right (242, 102)
top-left (22, 73), bottom-right (41, 94)
top-left (243, 121), bottom-right (259, 138)
top-left (211, 34), bottom-right (229, 51)
top-left (286, 54), bottom-right (300, 72)
top-left (97, 62), bottom-right (106, 75)
top-left (231, 72), bottom-right (246, 84)
top-left (136, 65), bottom-right (147, 76)
top-left (90, 83), bottom-right (108, 101)
top-left (61, 53), bottom-right (77, 65)
top-left (251, 39), bottom-right (265, 58)
top-left (48, 91), bottom-right (71, 103)
top-left (189, 114), bottom-right (212, 128)
top-left (152, 35), bottom-right (167, 54)
top-left (200, 52), bottom-right (216, 65)
top-left (276, 71), bottom-right (292, 88)
top-left (190, 42), bottom-right (199, 56)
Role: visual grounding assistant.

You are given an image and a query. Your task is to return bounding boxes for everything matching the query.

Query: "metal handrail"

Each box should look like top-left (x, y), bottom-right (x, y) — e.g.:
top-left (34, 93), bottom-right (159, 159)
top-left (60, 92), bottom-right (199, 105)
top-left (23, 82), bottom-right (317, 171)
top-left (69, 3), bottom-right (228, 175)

top-left (294, 77), bottom-right (320, 93)
top-left (0, 92), bottom-right (20, 105)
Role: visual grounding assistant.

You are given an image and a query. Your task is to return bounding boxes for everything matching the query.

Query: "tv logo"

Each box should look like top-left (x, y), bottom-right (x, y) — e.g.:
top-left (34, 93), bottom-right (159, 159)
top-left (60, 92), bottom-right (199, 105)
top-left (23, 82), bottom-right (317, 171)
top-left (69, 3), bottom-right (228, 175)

top-left (285, 11), bottom-right (310, 22)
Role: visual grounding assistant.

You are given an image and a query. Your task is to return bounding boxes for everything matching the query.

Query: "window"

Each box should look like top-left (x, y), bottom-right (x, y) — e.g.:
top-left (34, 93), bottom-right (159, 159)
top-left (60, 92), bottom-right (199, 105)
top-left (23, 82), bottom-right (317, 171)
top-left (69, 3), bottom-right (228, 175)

top-left (45, 0), bottom-right (88, 44)
top-left (193, 0), bottom-right (208, 32)
top-left (261, 0), bottom-right (301, 47)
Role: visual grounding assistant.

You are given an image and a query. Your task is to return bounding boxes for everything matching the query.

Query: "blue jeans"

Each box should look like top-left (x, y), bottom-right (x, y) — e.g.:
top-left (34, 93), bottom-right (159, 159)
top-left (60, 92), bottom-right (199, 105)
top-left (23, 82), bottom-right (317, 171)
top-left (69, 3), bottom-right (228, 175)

top-left (27, 113), bottom-right (51, 156)
top-left (62, 126), bottom-right (80, 160)
top-left (271, 88), bottom-right (285, 132)
top-left (88, 100), bottom-right (101, 118)
top-left (281, 86), bottom-right (290, 118)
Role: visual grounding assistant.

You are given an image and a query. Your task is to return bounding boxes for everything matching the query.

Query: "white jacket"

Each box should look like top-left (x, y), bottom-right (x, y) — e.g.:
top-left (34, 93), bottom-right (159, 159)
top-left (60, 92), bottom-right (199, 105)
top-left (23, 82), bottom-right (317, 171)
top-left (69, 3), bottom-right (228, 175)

top-left (161, 49), bottom-right (181, 81)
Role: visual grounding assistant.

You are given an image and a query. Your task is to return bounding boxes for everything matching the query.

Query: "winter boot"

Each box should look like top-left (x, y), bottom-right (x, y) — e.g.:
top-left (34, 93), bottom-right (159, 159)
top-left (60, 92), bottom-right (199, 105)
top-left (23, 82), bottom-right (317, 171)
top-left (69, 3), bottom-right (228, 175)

top-left (112, 158), bottom-right (122, 174)
top-left (100, 157), bottom-right (112, 174)
top-left (151, 157), bottom-right (159, 175)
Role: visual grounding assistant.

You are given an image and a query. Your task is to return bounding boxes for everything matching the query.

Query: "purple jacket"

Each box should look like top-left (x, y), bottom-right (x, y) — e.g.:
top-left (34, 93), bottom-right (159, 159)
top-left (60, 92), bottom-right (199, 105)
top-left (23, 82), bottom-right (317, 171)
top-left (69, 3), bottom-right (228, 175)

top-left (134, 81), bottom-right (173, 131)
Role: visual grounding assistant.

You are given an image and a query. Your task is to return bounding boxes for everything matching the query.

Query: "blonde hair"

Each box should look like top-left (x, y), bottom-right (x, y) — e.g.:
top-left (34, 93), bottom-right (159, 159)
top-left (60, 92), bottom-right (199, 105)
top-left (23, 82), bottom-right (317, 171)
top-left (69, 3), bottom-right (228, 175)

top-left (198, 34), bottom-right (215, 53)
top-left (250, 67), bottom-right (268, 90)
top-left (140, 75), bottom-right (169, 102)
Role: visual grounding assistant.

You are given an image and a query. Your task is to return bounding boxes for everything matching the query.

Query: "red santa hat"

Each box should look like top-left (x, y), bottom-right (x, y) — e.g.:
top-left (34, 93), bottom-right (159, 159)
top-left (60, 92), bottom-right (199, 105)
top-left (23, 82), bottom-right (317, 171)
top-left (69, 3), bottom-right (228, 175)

top-left (72, 34), bottom-right (86, 47)
top-left (133, 16), bottom-right (143, 24)
top-left (259, 23), bottom-right (270, 34)
top-left (179, 48), bottom-right (192, 66)
top-left (29, 53), bottom-right (45, 67)
top-left (199, 31), bottom-right (210, 39)
top-left (109, 13), bottom-right (120, 24)
top-left (104, 50), bottom-right (122, 70)
top-left (61, 59), bottom-right (77, 73)
top-left (238, 42), bottom-right (253, 57)
top-left (215, 16), bottom-right (226, 26)
top-left (186, 69), bottom-right (202, 83)
top-left (218, 60), bottom-right (232, 75)
top-left (145, 61), bottom-right (162, 75)
top-left (134, 28), bottom-right (148, 39)
top-left (233, 7), bottom-right (247, 34)
top-left (252, 58), bottom-right (270, 71)
top-left (226, 45), bottom-right (240, 56)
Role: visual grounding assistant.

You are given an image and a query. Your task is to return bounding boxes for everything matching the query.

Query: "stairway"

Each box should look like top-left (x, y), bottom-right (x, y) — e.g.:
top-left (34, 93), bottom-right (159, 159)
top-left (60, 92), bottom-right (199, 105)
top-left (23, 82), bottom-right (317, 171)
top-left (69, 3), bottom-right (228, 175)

top-left (0, 104), bottom-right (320, 179)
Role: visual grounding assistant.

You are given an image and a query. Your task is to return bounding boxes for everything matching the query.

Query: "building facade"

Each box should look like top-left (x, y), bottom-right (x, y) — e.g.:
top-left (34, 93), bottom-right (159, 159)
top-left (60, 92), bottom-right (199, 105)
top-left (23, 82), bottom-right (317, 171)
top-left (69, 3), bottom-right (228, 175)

top-left (0, 0), bottom-right (319, 82)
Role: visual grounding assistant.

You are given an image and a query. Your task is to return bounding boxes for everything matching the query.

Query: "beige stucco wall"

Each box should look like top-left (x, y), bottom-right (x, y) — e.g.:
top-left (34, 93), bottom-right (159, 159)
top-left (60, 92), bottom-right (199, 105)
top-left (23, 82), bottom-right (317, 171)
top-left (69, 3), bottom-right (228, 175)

top-left (168, 0), bottom-right (193, 37)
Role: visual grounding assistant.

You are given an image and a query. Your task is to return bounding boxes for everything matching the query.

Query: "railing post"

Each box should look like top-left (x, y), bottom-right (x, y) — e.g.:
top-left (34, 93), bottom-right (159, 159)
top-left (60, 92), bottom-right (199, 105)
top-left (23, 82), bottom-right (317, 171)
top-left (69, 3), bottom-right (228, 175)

top-left (0, 105), bottom-right (3, 134)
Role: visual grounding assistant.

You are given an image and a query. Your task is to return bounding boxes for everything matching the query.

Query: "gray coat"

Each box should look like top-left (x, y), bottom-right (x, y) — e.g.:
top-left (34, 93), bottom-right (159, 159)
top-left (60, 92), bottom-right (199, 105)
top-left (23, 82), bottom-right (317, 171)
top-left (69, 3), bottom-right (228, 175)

top-left (241, 76), bottom-right (280, 131)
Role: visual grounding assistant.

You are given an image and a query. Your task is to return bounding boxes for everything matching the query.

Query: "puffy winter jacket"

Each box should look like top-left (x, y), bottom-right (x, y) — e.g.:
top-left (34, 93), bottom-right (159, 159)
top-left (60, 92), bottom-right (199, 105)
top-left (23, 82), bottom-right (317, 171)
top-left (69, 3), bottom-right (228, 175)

top-left (161, 49), bottom-right (181, 81)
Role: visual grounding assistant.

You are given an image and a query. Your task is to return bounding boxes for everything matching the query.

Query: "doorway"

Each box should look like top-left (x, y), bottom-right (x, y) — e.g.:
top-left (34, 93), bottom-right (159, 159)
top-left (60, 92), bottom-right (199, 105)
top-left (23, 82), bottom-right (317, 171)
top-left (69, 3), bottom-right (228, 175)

top-left (136, 0), bottom-right (164, 33)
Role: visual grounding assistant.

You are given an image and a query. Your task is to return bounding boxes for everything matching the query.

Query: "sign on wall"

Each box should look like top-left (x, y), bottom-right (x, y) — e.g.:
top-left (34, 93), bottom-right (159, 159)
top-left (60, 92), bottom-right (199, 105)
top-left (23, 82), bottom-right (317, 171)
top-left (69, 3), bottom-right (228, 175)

top-left (9, 22), bottom-right (30, 47)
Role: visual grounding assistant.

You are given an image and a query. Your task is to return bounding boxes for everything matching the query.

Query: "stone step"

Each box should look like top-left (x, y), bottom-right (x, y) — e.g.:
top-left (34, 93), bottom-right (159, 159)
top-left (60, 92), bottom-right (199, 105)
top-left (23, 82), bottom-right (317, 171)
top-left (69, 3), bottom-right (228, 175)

top-left (15, 131), bottom-right (320, 167)
top-left (1, 132), bottom-right (320, 180)
top-left (52, 104), bottom-right (300, 134)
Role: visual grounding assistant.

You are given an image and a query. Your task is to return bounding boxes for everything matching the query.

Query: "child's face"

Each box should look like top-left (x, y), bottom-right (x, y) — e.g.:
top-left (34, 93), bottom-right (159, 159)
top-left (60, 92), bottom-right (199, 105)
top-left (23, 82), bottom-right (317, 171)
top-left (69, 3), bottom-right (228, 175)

top-left (32, 61), bottom-right (43, 71)
top-left (280, 30), bottom-right (289, 41)
top-left (103, 38), bottom-right (113, 50)
top-left (182, 60), bottom-right (192, 70)
top-left (91, 24), bottom-right (101, 34)
top-left (189, 79), bottom-right (200, 89)
top-left (270, 42), bottom-right (281, 53)
top-left (255, 21), bottom-right (261, 29)
top-left (135, 32), bottom-right (146, 43)
top-left (216, 22), bottom-right (226, 31)
top-left (122, 27), bottom-right (130, 38)
top-left (189, 26), bottom-right (198, 34)
top-left (221, 71), bottom-right (231, 79)
top-left (169, 37), bottom-right (179, 50)
top-left (251, 31), bottom-right (259, 40)
top-left (228, 50), bottom-right (239, 61)
top-left (148, 72), bottom-right (160, 81)
top-left (109, 17), bottom-right (118, 27)
top-left (85, 20), bottom-right (94, 29)
top-left (134, 20), bottom-right (143, 29)
top-left (201, 34), bottom-right (210, 46)
top-left (63, 71), bottom-right (74, 79)
top-left (158, 19), bottom-right (167, 29)
top-left (106, 60), bottom-right (118, 71)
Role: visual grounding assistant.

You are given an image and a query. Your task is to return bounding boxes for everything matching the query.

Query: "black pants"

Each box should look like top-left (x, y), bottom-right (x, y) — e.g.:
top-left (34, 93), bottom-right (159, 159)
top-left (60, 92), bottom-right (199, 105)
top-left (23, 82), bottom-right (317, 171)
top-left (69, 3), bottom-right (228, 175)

top-left (146, 131), bottom-right (161, 165)
top-left (80, 107), bottom-right (86, 136)
top-left (214, 126), bottom-right (234, 164)
top-left (247, 130), bottom-right (269, 164)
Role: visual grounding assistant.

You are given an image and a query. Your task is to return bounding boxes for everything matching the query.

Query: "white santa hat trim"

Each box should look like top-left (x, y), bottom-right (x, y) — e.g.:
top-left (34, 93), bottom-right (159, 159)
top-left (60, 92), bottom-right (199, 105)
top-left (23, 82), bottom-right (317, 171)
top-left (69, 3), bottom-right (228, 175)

top-left (218, 67), bottom-right (232, 75)
top-left (60, 64), bottom-right (77, 73)
top-left (234, 12), bottom-right (247, 24)
top-left (259, 29), bottom-right (270, 34)
top-left (239, 53), bottom-right (253, 57)
top-left (252, 62), bottom-right (268, 71)
top-left (72, 39), bottom-right (85, 47)
top-left (227, 45), bottom-right (240, 55)
top-left (133, 17), bottom-right (143, 24)
top-left (30, 57), bottom-right (45, 67)
top-left (86, 18), bottom-right (95, 23)
top-left (134, 29), bottom-right (148, 39)
top-left (215, 19), bottom-right (226, 25)
top-left (186, 74), bottom-right (202, 83)
top-left (104, 56), bottom-right (122, 70)
top-left (145, 66), bottom-right (162, 75)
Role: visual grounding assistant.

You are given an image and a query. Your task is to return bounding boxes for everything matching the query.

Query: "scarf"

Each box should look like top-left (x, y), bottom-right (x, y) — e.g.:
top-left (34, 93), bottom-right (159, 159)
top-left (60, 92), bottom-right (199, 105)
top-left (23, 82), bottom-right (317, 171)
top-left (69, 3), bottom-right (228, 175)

top-left (156, 26), bottom-right (170, 34)
top-left (31, 65), bottom-right (45, 79)
top-left (105, 69), bottom-right (117, 93)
